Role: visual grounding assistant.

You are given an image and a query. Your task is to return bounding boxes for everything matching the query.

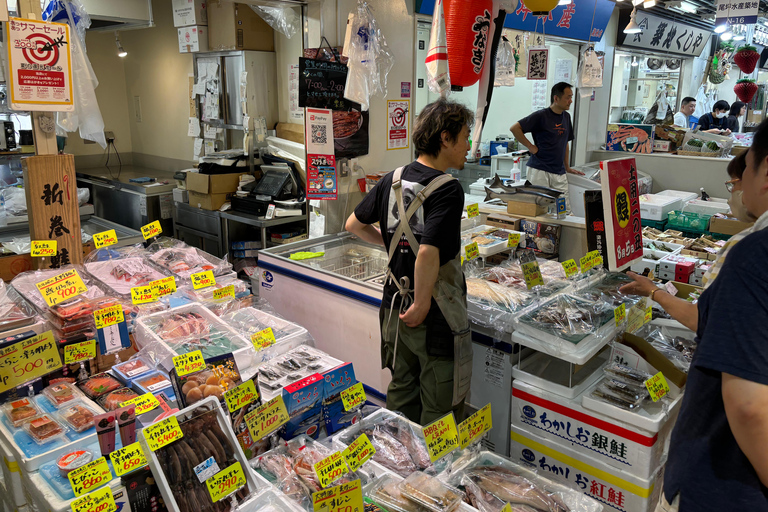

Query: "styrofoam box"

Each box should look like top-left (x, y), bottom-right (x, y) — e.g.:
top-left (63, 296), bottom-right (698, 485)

top-left (639, 194), bottom-right (682, 221)
top-left (510, 425), bottom-right (664, 512)
top-left (682, 198), bottom-right (729, 216)
top-left (657, 270), bottom-right (675, 281)
top-left (642, 239), bottom-right (683, 254)
top-left (689, 275), bottom-right (702, 286)
top-left (0, 434), bottom-right (25, 508)
top-left (172, 0), bottom-right (207, 27)
top-left (630, 258), bottom-right (659, 275)
top-left (178, 25), bottom-right (208, 53)
top-left (658, 255), bottom-right (698, 273)
top-left (511, 348), bottom-right (608, 400)
top-left (512, 379), bottom-right (674, 479)
top-left (656, 190), bottom-right (698, 203)
top-left (22, 469), bottom-right (124, 512)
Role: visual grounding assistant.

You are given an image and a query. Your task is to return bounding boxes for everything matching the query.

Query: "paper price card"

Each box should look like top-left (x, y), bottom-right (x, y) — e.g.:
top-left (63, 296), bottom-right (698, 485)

top-left (422, 412), bottom-right (459, 463)
top-left (313, 480), bottom-right (363, 512)
top-left (501, 504), bottom-right (513, 512)
top-left (644, 372), bottom-right (671, 402)
top-left (120, 392), bottom-right (160, 415)
top-left (213, 284), bottom-right (235, 300)
top-left (342, 434), bottom-right (375, 472)
top-left (251, 328), bottom-right (276, 351)
top-left (561, 259), bottom-right (578, 278)
top-left (644, 305), bottom-right (653, 324)
top-left (466, 203), bottom-right (479, 218)
top-left (458, 403), bottom-right (492, 449)
top-left (70, 486), bottom-right (117, 512)
top-left (594, 254), bottom-right (603, 268)
top-left (140, 220), bottom-right (162, 240)
top-left (0, 331), bottom-right (62, 394)
top-left (93, 230), bottom-right (118, 249)
top-left (94, 305), bottom-right (124, 330)
top-left (36, 268), bottom-right (88, 307)
top-left (625, 300), bottom-right (646, 334)
top-left (68, 457), bottom-right (112, 496)
top-left (465, 242), bottom-right (480, 261)
top-left (150, 276), bottom-right (176, 298)
top-left (521, 261), bottom-right (544, 290)
top-left (245, 395), bottom-right (290, 441)
top-left (191, 270), bottom-right (216, 290)
top-left (224, 380), bottom-right (259, 413)
top-left (131, 286), bottom-right (157, 305)
top-left (31, 240), bottom-right (57, 257)
top-left (109, 442), bottom-right (147, 477)
top-left (507, 232), bottom-right (521, 249)
top-left (314, 451), bottom-right (349, 489)
top-left (613, 303), bottom-right (626, 326)
top-left (64, 339), bottom-right (96, 364)
top-left (206, 462), bottom-right (247, 503)
top-left (173, 350), bottom-right (205, 377)
top-left (340, 382), bottom-right (366, 411)
top-left (579, 253), bottom-right (592, 273)
top-left (142, 415), bottom-right (183, 451)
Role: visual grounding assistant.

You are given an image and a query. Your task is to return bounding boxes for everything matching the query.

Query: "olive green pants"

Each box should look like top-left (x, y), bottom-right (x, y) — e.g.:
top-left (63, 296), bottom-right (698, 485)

top-left (380, 307), bottom-right (465, 426)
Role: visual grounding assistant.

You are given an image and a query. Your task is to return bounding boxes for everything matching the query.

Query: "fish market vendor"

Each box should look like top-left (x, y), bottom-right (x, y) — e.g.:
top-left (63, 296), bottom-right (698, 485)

top-left (510, 82), bottom-right (584, 213)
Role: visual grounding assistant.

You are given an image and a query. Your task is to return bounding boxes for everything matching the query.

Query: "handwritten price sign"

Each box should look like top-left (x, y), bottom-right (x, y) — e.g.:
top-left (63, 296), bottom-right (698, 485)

top-left (120, 392), bottom-right (160, 415)
top-left (251, 328), bottom-right (276, 351)
top-left (224, 380), bottom-right (259, 413)
top-left (213, 285), bottom-right (235, 300)
top-left (314, 452), bottom-right (349, 489)
top-left (465, 242), bottom-right (480, 261)
top-left (150, 276), bottom-right (176, 298)
top-left (0, 331), bottom-right (62, 394)
top-left (422, 412), bottom-right (459, 463)
top-left (312, 480), bottom-right (363, 512)
top-left (191, 270), bottom-right (216, 290)
top-left (94, 305), bottom-right (124, 329)
top-left (206, 462), bottom-right (247, 503)
top-left (644, 372), bottom-right (671, 402)
top-left (71, 486), bottom-right (117, 512)
top-left (31, 240), bottom-right (57, 257)
top-left (614, 304), bottom-right (626, 326)
top-left (580, 251), bottom-right (602, 273)
top-left (245, 395), bottom-right (289, 441)
top-left (109, 442), bottom-right (147, 477)
top-left (458, 403), bottom-right (492, 449)
top-left (93, 230), bottom-right (118, 249)
top-left (507, 232), bottom-right (521, 249)
top-left (140, 220), bottom-right (162, 240)
top-left (173, 350), bottom-right (205, 377)
top-left (35, 268), bottom-right (88, 307)
top-left (521, 261), bottom-right (544, 289)
top-left (142, 415), bottom-right (183, 451)
top-left (342, 434), bottom-right (375, 472)
top-left (645, 305), bottom-right (653, 324)
top-left (68, 457), bottom-right (112, 496)
top-left (466, 203), bottom-right (479, 218)
top-left (131, 285), bottom-right (157, 305)
top-left (64, 339), bottom-right (96, 364)
top-left (340, 382), bottom-right (366, 411)
top-left (561, 259), bottom-right (579, 278)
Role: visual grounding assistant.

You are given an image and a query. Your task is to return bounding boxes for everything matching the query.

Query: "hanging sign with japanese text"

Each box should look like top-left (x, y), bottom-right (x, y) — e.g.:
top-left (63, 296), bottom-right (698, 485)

top-left (306, 108), bottom-right (337, 200)
top-left (299, 58), bottom-right (353, 111)
top-left (716, 0), bottom-right (759, 25)
top-left (616, 11), bottom-right (709, 57)
top-left (599, 158), bottom-right (643, 271)
top-left (7, 18), bottom-right (74, 111)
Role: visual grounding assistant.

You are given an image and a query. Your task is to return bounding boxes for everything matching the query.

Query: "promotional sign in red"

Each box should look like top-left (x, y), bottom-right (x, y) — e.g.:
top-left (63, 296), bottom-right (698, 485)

top-left (599, 158), bottom-right (643, 270)
top-left (305, 108), bottom-right (337, 200)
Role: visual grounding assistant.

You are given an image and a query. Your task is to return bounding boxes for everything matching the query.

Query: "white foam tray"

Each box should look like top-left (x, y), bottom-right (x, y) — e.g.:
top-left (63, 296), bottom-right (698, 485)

top-left (511, 349), bottom-right (608, 400)
top-left (512, 317), bottom-right (619, 366)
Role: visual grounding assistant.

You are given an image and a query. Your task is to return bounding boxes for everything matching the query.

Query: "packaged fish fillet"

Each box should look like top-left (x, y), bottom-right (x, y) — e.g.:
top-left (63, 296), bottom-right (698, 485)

top-left (603, 363), bottom-right (654, 387)
top-left (3, 397), bottom-right (42, 427)
top-left (399, 472), bottom-right (464, 512)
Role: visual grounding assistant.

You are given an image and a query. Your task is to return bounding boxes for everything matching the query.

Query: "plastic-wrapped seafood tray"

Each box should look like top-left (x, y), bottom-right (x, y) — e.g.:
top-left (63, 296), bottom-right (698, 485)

top-left (10, 265), bottom-right (106, 314)
top-left (84, 257), bottom-right (167, 297)
top-left (515, 293), bottom-right (618, 345)
top-left (460, 224), bottom-right (525, 258)
top-left (234, 487), bottom-right (307, 512)
top-left (363, 473), bottom-right (478, 512)
top-left (257, 346), bottom-right (342, 401)
top-left (147, 237), bottom-right (234, 281)
top-left (223, 307), bottom-right (315, 366)
top-left (0, 279), bottom-right (37, 333)
top-left (134, 302), bottom-right (253, 372)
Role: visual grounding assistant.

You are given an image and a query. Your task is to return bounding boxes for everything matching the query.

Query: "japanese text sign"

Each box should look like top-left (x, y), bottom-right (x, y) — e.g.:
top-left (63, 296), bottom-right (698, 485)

top-left (93, 230), bottom-right (118, 249)
top-left (150, 276), bottom-right (176, 298)
top-left (64, 339), bottom-right (96, 364)
top-left (298, 58), bottom-right (353, 111)
top-left (31, 240), bottom-right (57, 257)
top-left (465, 242), bottom-right (480, 261)
top-left (613, 304), bottom-right (626, 326)
top-left (617, 11), bottom-right (709, 57)
top-left (251, 328), bottom-right (276, 351)
top-left (140, 220), bottom-right (162, 240)
top-left (109, 442), bottom-right (147, 477)
top-left (36, 268), bottom-right (88, 307)
top-left (599, 158), bottom-right (643, 270)
top-left (521, 261), bottom-right (544, 289)
top-left (466, 203), bottom-right (479, 218)
top-left (562, 259), bottom-right (578, 277)
top-left (131, 285), bottom-right (157, 305)
top-left (458, 403), bottom-right (492, 449)
top-left (645, 372), bottom-right (670, 402)
top-left (70, 486), bottom-right (117, 512)
top-left (314, 451), bottom-right (349, 489)
top-left (120, 392), bottom-right (160, 415)
top-left (94, 305), bottom-right (124, 330)
top-left (245, 395), bottom-right (290, 441)
top-left (68, 456), bottom-right (112, 496)
top-left (340, 382), bottom-right (366, 411)
top-left (422, 412), bottom-right (459, 463)
top-left (716, 0), bottom-right (759, 24)
top-left (342, 434), bottom-right (376, 472)
top-left (306, 108), bottom-right (337, 200)
top-left (507, 232), bottom-right (521, 249)
top-left (0, 331), bottom-right (62, 394)
top-left (387, 100), bottom-right (410, 151)
top-left (213, 284), bottom-right (235, 300)
top-left (191, 270), bottom-right (216, 289)
top-left (313, 480), bottom-right (363, 512)
top-left (224, 380), bottom-right (259, 413)
top-left (173, 350), bottom-right (205, 377)
top-left (142, 415), bottom-right (183, 451)
top-left (206, 462), bottom-right (247, 502)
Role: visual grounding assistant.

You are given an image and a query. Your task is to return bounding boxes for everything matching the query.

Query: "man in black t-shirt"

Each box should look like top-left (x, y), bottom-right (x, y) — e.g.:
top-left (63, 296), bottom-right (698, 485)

top-left (345, 98), bottom-right (472, 425)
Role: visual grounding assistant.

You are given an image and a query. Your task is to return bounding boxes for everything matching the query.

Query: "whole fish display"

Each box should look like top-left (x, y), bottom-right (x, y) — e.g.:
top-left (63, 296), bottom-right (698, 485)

top-left (484, 187), bottom-right (557, 206)
top-left (461, 466), bottom-right (569, 512)
top-left (489, 175), bottom-right (562, 198)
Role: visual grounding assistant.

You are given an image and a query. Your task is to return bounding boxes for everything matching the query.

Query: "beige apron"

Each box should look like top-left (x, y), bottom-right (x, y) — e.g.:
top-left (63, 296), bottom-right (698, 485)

top-left (384, 167), bottom-right (472, 406)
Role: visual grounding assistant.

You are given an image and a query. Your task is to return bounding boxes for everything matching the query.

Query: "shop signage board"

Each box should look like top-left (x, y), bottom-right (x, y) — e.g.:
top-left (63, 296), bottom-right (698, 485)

top-left (305, 108), bottom-right (337, 200)
top-left (616, 11), bottom-right (709, 57)
top-left (716, 0), bottom-right (759, 25)
top-left (387, 100), bottom-right (410, 151)
top-left (298, 58), bottom-right (353, 111)
top-left (7, 18), bottom-right (74, 111)
top-left (599, 158), bottom-right (643, 271)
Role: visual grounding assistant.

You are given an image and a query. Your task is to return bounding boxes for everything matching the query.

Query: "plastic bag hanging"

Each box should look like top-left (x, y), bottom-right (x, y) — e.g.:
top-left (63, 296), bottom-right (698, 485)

top-left (494, 35), bottom-right (515, 87)
top-left (577, 46), bottom-right (603, 88)
top-left (249, 4), bottom-right (299, 39)
top-left (426, 0), bottom-right (450, 96)
top-left (344, 1), bottom-right (394, 111)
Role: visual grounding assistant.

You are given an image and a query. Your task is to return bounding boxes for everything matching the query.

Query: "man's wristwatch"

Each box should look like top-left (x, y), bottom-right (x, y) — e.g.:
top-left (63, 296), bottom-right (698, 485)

top-left (649, 288), bottom-right (663, 302)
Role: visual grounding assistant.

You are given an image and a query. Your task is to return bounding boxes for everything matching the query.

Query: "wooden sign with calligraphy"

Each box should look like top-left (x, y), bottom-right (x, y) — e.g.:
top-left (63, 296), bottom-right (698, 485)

top-left (23, 154), bottom-right (82, 270)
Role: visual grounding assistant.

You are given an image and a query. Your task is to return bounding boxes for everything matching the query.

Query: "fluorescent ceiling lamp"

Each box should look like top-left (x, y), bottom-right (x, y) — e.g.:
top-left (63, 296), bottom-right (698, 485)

top-left (643, 0), bottom-right (656, 7)
top-left (720, 30), bottom-right (733, 40)
top-left (115, 32), bottom-right (127, 58)
top-left (624, 8), bottom-right (643, 34)
top-left (733, 32), bottom-right (746, 40)
top-left (677, 1), bottom-right (697, 12)
top-left (631, 56), bottom-right (639, 66)
top-left (714, 23), bottom-right (728, 33)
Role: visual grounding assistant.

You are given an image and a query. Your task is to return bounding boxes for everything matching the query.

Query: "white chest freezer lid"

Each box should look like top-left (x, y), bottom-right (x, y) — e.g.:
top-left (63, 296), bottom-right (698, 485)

top-left (656, 190), bottom-right (698, 202)
top-left (638, 194), bottom-right (682, 207)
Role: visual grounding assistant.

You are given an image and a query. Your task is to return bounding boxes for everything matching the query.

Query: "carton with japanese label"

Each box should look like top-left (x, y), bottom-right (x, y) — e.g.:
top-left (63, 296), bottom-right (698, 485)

top-left (282, 373), bottom-right (324, 440)
top-left (321, 362), bottom-right (357, 434)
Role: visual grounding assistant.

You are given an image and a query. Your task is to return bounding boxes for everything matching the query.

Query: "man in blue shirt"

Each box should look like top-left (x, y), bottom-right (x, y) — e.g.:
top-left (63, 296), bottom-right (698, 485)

top-left (510, 82), bottom-right (584, 213)
top-left (654, 118), bottom-right (768, 511)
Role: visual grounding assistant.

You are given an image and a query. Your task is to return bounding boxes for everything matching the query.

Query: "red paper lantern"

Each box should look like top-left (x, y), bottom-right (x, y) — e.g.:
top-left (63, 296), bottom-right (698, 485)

top-left (444, 0), bottom-right (494, 88)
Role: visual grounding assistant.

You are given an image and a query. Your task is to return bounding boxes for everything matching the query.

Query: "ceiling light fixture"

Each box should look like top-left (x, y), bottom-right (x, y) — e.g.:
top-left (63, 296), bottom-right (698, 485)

top-left (632, 0), bottom-right (644, 6)
top-left (631, 56), bottom-right (639, 66)
top-left (714, 22), bottom-right (728, 33)
top-left (115, 32), bottom-right (127, 58)
top-left (643, 0), bottom-right (656, 7)
top-left (720, 29), bottom-right (733, 40)
top-left (624, 7), bottom-right (643, 34)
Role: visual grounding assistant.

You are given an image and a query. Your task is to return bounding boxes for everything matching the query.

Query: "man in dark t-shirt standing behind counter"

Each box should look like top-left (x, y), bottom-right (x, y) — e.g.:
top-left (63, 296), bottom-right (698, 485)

top-left (510, 82), bottom-right (584, 213)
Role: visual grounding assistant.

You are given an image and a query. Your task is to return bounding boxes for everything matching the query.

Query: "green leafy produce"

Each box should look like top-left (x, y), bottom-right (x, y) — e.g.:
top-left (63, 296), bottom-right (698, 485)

top-left (687, 139), bottom-right (704, 148)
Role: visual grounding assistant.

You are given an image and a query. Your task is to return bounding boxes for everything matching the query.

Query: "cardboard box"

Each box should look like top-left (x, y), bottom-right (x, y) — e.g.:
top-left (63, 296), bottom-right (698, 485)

top-left (321, 362), bottom-right (357, 435)
top-left (172, 188), bottom-right (189, 203)
top-left (709, 216), bottom-right (754, 236)
top-left (208, 2), bottom-right (274, 52)
top-left (188, 191), bottom-right (229, 211)
top-left (507, 200), bottom-right (546, 217)
top-left (232, 249), bottom-right (260, 257)
top-left (231, 241), bottom-right (261, 250)
top-left (657, 269), bottom-right (675, 281)
top-left (658, 254), bottom-right (697, 273)
top-left (282, 373), bottom-right (324, 439)
top-left (270, 234), bottom-right (309, 244)
top-left (186, 171), bottom-right (242, 210)
top-left (652, 140), bottom-right (672, 152)
top-left (675, 269), bottom-right (693, 282)
top-left (178, 25), bottom-right (208, 53)
top-left (689, 275), bottom-right (702, 286)
top-left (680, 248), bottom-right (718, 261)
top-left (669, 280), bottom-right (703, 299)
top-left (172, 0), bottom-right (207, 27)
top-left (486, 214), bottom-right (521, 231)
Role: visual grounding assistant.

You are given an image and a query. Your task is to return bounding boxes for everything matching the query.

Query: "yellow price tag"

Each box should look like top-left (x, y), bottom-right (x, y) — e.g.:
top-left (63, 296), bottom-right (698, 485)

top-left (35, 268), bottom-right (88, 307)
top-left (342, 434), bottom-right (376, 473)
top-left (141, 221), bottom-right (162, 240)
top-left (251, 328), bottom-right (276, 351)
top-left (579, 253), bottom-right (592, 273)
top-left (191, 270), bottom-right (216, 289)
top-left (131, 285), bottom-right (157, 305)
top-left (422, 412), bottom-right (459, 463)
top-left (507, 232), bottom-right (520, 248)
top-left (465, 242), bottom-right (480, 261)
top-left (466, 203), bottom-right (479, 218)
top-left (313, 480), bottom-right (363, 512)
top-left (71, 486), bottom-right (117, 512)
top-left (142, 415), bottom-right (183, 451)
top-left (501, 504), bottom-right (513, 512)
top-left (64, 339), bottom-right (96, 364)
top-left (314, 452), bottom-right (349, 489)
top-left (68, 457), bottom-right (112, 497)
top-left (110, 442), bottom-right (147, 477)
top-left (594, 254), bottom-right (603, 268)
top-left (614, 303), bottom-right (626, 326)
top-left (644, 305), bottom-right (653, 324)
top-left (340, 382), bottom-right (366, 411)
top-left (561, 259), bottom-right (578, 278)
top-left (206, 462), bottom-right (247, 503)
top-left (31, 240), bottom-right (57, 257)
top-left (245, 395), bottom-right (290, 441)
top-left (93, 305), bottom-right (124, 329)
top-left (644, 372), bottom-right (671, 402)
top-left (0, 331), bottom-right (62, 394)
top-left (150, 276), bottom-right (176, 298)
top-left (120, 392), bottom-right (160, 416)
top-left (458, 403), bottom-right (492, 449)
top-left (93, 230), bottom-right (118, 249)
top-left (173, 350), bottom-right (205, 377)
top-left (521, 261), bottom-right (544, 290)
top-left (224, 380), bottom-right (259, 413)
top-left (213, 284), bottom-right (235, 300)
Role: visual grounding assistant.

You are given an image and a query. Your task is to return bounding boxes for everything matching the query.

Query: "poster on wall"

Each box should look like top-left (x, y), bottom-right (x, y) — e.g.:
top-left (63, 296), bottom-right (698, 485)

top-left (305, 108), bottom-right (337, 200)
top-left (334, 107), bottom-right (369, 159)
top-left (527, 47), bottom-right (548, 80)
top-left (599, 158), bottom-right (643, 271)
top-left (288, 64), bottom-right (303, 120)
top-left (506, 29), bottom-right (528, 78)
top-left (387, 100), bottom-right (410, 151)
top-left (7, 18), bottom-right (73, 112)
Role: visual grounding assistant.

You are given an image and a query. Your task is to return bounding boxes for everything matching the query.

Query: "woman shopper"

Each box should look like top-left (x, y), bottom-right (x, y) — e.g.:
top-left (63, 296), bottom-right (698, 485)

top-left (728, 101), bottom-right (746, 133)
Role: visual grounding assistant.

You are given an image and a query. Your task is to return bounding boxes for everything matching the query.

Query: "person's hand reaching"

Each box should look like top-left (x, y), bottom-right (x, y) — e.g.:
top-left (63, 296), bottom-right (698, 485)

top-left (620, 271), bottom-right (659, 297)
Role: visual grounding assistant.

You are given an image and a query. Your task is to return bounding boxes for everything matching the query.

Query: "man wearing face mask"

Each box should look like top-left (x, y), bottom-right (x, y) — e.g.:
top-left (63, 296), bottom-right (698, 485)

top-left (698, 100), bottom-right (732, 135)
top-left (620, 152), bottom-right (752, 331)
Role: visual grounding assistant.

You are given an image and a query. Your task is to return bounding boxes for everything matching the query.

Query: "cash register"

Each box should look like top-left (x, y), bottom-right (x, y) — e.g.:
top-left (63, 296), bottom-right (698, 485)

top-left (231, 163), bottom-right (299, 216)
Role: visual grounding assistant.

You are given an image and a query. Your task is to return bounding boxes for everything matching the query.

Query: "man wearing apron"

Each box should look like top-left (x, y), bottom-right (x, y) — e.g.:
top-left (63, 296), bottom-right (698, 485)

top-left (345, 98), bottom-right (473, 425)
